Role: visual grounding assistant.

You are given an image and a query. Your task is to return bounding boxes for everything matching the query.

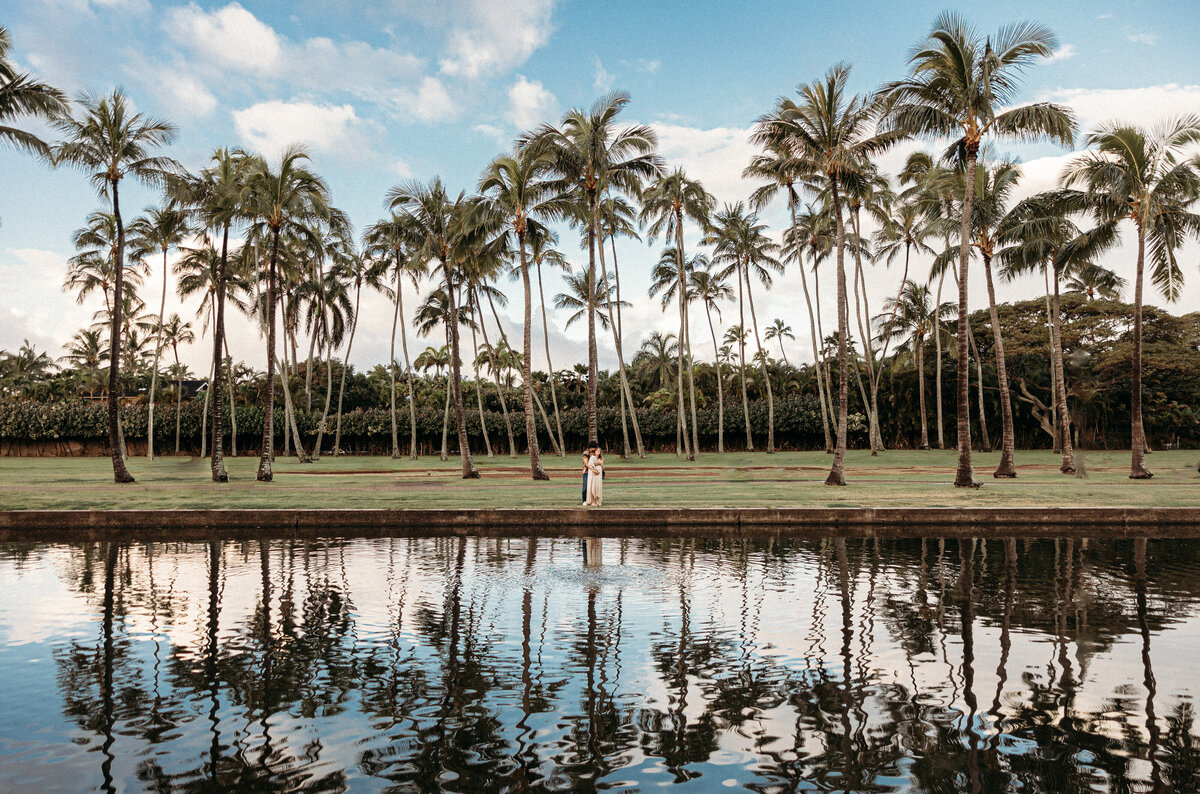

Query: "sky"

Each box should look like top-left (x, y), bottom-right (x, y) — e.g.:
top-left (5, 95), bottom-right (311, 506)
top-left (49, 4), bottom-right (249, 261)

top-left (2, 0), bottom-right (1199, 378)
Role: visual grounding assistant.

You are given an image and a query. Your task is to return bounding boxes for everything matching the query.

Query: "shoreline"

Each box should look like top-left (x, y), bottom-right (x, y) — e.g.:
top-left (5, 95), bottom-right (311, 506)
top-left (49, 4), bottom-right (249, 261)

top-left (2, 506), bottom-right (1199, 541)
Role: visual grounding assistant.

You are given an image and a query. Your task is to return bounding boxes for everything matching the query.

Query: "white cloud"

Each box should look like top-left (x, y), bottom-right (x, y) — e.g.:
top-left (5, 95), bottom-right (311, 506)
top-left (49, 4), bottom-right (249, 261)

top-left (165, 2), bottom-right (282, 74)
top-left (507, 75), bottom-right (556, 130)
top-left (653, 123), bottom-right (758, 205)
top-left (1043, 83), bottom-right (1200, 135)
top-left (232, 100), bottom-right (366, 160)
top-left (474, 123), bottom-right (505, 141)
top-left (437, 0), bottom-right (556, 79)
top-left (594, 58), bottom-right (614, 92)
top-left (148, 68), bottom-right (218, 118)
top-left (1127, 31), bottom-right (1158, 45)
top-left (1045, 44), bottom-right (1077, 63)
top-left (392, 158), bottom-right (414, 178)
top-left (635, 58), bottom-right (660, 74)
top-left (287, 37), bottom-right (425, 95)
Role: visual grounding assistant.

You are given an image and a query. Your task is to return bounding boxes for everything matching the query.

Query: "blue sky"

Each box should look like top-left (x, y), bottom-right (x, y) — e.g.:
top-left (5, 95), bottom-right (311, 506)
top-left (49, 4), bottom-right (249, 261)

top-left (2, 0), bottom-right (1199, 374)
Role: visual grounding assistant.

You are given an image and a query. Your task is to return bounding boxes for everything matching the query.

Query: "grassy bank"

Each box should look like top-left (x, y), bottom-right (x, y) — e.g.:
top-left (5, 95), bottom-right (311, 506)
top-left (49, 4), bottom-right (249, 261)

top-left (1, 449), bottom-right (1198, 511)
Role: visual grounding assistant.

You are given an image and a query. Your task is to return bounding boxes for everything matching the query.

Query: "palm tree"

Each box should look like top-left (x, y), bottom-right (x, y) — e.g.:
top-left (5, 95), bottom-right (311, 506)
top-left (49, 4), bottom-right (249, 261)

top-left (690, 261), bottom-right (733, 453)
top-left (415, 342), bottom-right (452, 460)
top-left (598, 194), bottom-right (646, 457)
top-left (635, 331), bottom-right (678, 391)
top-left (128, 205), bottom-right (190, 462)
top-left (478, 148), bottom-right (571, 479)
top-left (707, 202), bottom-right (783, 454)
top-left (242, 146), bottom-right (331, 481)
top-left (388, 178), bottom-right (480, 479)
top-left (649, 246), bottom-right (702, 454)
top-left (640, 167), bottom-right (714, 460)
top-left (364, 213), bottom-right (424, 459)
top-left (158, 313), bottom-right (194, 453)
top-left (329, 229), bottom-right (385, 457)
top-left (756, 65), bottom-right (899, 484)
top-left (881, 12), bottom-right (1076, 486)
top-left (521, 90), bottom-right (663, 442)
top-left (554, 267), bottom-right (627, 330)
top-left (0, 25), bottom-right (68, 157)
top-left (764, 319), bottom-right (795, 366)
top-left (1064, 262), bottom-right (1125, 301)
top-left (876, 280), bottom-right (941, 449)
top-left (1061, 118), bottom-right (1200, 478)
top-left (788, 201), bottom-right (836, 452)
top-left (527, 225), bottom-right (569, 456)
top-left (60, 329), bottom-right (108, 397)
top-left (52, 90), bottom-right (180, 483)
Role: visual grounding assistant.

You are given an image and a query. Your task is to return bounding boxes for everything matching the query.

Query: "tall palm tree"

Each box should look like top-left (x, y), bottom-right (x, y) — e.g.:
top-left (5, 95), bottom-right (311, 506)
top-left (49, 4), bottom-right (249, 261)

top-left (756, 65), bottom-right (899, 484)
top-left (640, 167), bottom-right (714, 460)
top-left (649, 246), bottom-right (702, 454)
top-left (1061, 118), bottom-right (1200, 478)
top-left (52, 90), bottom-right (180, 483)
top-left (786, 201), bottom-right (836, 452)
top-left (690, 261), bottom-right (733, 453)
top-left (128, 205), bottom-right (190, 462)
top-left (527, 224), bottom-right (569, 455)
top-left (554, 267), bottom-right (627, 330)
top-left (241, 146), bottom-right (331, 481)
top-left (478, 148), bottom-right (571, 479)
top-left (598, 194), bottom-right (646, 457)
top-left (158, 313), bottom-right (194, 454)
top-left (0, 25), bottom-right (68, 157)
top-left (521, 91), bottom-right (663, 442)
top-left (329, 228), bottom-right (385, 457)
top-left (881, 12), bottom-right (1076, 486)
top-left (764, 319), bottom-right (795, 365)
top-left (708, 203), bottom-right (784, 454)
top-left (60, 328), bottom-right (108, 397)
top-left (415, 290), bottom-right (469, 462)
top-left (364, 213), bottom-right (424, 459)
top-left (387, 178), bottom-right (480, 478)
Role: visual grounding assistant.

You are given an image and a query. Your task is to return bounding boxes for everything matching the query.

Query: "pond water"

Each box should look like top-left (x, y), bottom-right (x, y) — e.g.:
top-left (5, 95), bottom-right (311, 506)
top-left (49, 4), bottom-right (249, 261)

top-left (1, 535), bottom-right (1199, 792)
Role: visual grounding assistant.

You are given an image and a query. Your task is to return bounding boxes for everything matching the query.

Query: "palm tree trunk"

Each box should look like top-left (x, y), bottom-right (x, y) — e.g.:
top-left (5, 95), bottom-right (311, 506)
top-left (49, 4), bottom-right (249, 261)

top-left (597, 232), bottom-right (642, 459)
top-left (825, 184), bottom-right (849, 486)
top-left (704, 303), bottom-right (726, 454)
top-left (794, 241), bottom-right (833, 453)
top-left (394, 260), bottom-right (418, 460)
top-left (107, 178), bottom-right (134, 483)
top-left (440, 372), bottom-right (451, 462)
top-left (953, 153), bottom-right (978, 488)
top-left (304, 323), bottom-right (317, 412)
top-left (744, 264), bottom-right (774, 454)
top-left (536, 257), bottom-right (565, 456)
top-left (533, 384), bottom-right (560, 456)
top-left (147, 246), bottom-right (169, 461)
top-left (934, 266), bottom-right (946, 450)
top-left (257, 229), bottom-right (281, 482)
top-left (173, 346), bottom-right (182, 454)
top-left (469, 309), bottom-right (493, 457)
top-left (1050, 268), bottom-right (1075, 473)
top-left (279, 337), bottom-right (309, 462)
top-left (479, 289), bottom-right (517, 458)
top-left (610, 234), bottom-right (645, 457)
top-left (445, 269), bottom-right (479, 478)
top-left (736, 258), bottom-right (754, 451)
top-left (1043, 269), bottom-right (1060, 452)
top-left (673, 244), bottom-right (690, 460)
top-left (674, 217), bottom-right (699, 460)
top-left (210, 224), bottom-right (229, 482)
top-left (518, 229), bottom-right (548, 480)
top-left (813, 263), bottom-right (837, 432)
top-left (982, 254), bottom-right (1016, 477)
top-left (850, 209), bottom-right (882, 454)
top-left (917, 337), bottom-right (929, 449)
top-left (389, 262), bottom-right (401, 458)
top-left (200, 351), bottom-right (213, 459)
top-left (224, 336), bottom-right (237, 457)
top-left (1131, 225), bottom-right (1151, 478)
top-left (586, 197), bottom-right (599, 443)
top-left (313, 330), bottom-right (334, 460)
top-left (968, 320), bottom-right (991, 452)
top-left (332, 281), bottom-right (361, 457)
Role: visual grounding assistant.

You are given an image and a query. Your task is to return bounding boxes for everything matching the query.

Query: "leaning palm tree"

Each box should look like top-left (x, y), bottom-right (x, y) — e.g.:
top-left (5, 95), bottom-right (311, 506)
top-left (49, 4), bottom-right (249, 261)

top-left (478, 147), bottom-right (572, 479)
top-left (640, 167), bottom-right (714, 460)
top-left (881, 12), bottom-right (1076, 486)
top-left (1061, 117), bottom-right (1200, 478)
top-left (387, 178), bottom-right (480, 478)
top-left (51, 90), bottom-right (180, 483)
top-left (128, 205), bottom-right (191, 462)
top-left (690, 261), bottom-right (733, 453)
top-left (330, 228), bottom-right (386, 457)
top-left (521, 91), bottom-right (664, 442)
top-left (649, 246), bottom-right (703, 455)
top-left (598, 194), bottom-right (646, 457)
top-left (364, 213), bottom-right (424, 459)
top-left (527, 224), bottom-right (569, 455)
top-left (0, 25), bottom-right (68, 157)
top-left (241, 146), bottom-right (331, 481)
top-left (876, 280), bottom-right (940, 450)
top-left (158, 313), bottom-right (194, 453)
top-left (755, 65), bottom-right (899, 484)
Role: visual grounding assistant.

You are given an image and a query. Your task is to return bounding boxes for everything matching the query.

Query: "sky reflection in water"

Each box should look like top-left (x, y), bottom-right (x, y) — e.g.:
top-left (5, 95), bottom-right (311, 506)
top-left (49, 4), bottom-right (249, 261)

top-left (1, 535), bottom-right (1198, 792)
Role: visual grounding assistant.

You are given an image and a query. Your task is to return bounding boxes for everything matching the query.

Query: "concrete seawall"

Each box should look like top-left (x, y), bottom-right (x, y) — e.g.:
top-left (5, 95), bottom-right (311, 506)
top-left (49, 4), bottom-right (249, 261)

top-left (2, 507), bottom-right (1198, 541)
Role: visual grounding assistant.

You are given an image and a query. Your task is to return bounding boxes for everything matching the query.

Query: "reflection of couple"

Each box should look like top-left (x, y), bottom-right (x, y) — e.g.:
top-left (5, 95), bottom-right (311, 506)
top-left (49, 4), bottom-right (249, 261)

top-left (581, 441), bottom-right (604, 506)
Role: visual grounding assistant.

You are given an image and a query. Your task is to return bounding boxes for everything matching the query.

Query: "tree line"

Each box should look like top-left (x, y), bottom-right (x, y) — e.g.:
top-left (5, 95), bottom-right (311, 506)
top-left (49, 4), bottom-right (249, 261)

top-left (2, 13), bottom-right (1198, 486)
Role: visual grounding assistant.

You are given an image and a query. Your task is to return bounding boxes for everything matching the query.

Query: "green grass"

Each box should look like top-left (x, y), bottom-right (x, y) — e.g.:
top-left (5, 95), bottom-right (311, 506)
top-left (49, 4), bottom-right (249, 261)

top-left (2, 449), bottom-right (1198, 510)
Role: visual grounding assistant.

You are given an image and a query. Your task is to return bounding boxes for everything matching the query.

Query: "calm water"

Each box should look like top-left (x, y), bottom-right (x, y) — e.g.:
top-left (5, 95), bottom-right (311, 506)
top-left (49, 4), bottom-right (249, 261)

top-left (1, 535), bottom-right (1199, 793)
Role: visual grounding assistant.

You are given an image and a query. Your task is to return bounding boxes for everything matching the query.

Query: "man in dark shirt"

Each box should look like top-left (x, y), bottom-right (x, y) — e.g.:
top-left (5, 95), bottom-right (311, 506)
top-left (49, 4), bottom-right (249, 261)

top-left (582, 441), bottom-right (597, 505)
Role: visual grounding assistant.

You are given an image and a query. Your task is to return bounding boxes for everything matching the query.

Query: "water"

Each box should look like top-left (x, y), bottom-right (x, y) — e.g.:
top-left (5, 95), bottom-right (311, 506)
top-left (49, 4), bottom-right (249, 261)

top-left (1, 535), bottom-right (1198, 792)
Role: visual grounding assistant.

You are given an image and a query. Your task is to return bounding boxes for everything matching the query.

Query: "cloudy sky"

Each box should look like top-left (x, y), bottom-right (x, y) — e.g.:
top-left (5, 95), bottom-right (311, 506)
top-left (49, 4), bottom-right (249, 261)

top-left (1, 0), bottom-right (1198, 376)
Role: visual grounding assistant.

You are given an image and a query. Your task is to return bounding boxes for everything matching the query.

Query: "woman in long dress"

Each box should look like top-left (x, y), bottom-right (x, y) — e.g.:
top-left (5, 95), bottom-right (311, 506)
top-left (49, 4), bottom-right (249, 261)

top-left (586, 450), bottom-right (604, 506)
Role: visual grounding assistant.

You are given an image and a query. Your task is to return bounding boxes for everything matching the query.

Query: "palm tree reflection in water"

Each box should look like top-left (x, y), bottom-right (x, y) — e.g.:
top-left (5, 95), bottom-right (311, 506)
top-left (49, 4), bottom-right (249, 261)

top-left (11, 535), bottom-right (1200, 791)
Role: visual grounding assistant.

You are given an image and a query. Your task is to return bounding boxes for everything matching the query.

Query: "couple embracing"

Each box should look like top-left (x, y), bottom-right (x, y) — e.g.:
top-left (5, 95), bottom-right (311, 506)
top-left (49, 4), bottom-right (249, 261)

top-left (581, 441), bottom-right (604, 506)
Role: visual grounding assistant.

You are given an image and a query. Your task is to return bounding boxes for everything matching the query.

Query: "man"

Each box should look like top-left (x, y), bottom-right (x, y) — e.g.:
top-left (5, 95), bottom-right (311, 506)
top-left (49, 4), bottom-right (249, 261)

top-left (582, 441), bottom-right (597, 505)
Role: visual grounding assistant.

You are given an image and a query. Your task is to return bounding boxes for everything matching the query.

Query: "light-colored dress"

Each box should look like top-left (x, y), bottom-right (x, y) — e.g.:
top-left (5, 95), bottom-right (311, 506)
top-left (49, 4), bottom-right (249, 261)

top-left (586, 454), bottom-right (603, 505)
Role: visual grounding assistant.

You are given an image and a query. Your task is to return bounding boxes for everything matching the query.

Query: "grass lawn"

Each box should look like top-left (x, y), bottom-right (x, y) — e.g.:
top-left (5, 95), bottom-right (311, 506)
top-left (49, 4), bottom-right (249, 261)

top-left (1, 448), bottom-right (1198, 510)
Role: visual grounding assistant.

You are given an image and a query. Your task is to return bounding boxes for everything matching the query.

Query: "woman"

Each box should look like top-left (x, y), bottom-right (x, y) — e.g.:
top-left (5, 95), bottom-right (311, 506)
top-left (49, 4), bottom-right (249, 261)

top-left (586, 447), bottom-right (604, 506)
